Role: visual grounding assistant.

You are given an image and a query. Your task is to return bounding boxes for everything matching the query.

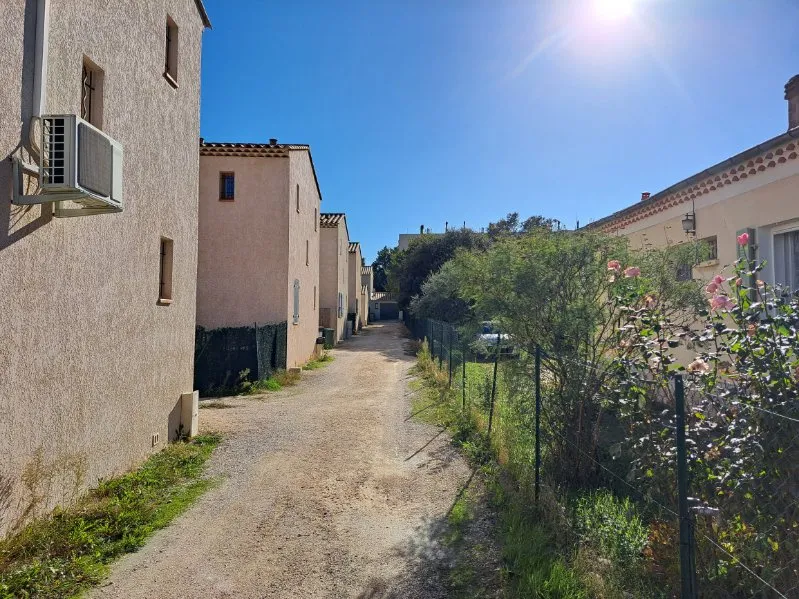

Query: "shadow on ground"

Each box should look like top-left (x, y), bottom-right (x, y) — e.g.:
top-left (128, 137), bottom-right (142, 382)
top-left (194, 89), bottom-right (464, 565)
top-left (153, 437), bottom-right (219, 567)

top-left (355, 469), bottom-right (503, 599)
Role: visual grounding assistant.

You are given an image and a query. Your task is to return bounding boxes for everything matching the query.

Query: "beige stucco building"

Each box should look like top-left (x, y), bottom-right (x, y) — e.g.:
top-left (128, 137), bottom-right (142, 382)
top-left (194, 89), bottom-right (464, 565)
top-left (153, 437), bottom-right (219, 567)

top-left (319, 213), bottom-right (350, 342)
top-left (347, 241), bottom-right (363, 330)
top-left (591, 76), bottom-right (799, 291)
top-left (197, 141), bottom-right (322, 369)
top-left (0, 0), bottom-right (209, 535)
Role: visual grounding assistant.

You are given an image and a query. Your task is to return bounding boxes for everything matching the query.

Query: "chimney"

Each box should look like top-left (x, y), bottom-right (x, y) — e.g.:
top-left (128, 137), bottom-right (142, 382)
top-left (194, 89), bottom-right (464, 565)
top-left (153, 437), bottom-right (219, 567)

top-left (445, 221), bottom-right (448, 232)
top-left (785, 75), bottom-right (799, 130)
top-left (420, 224), bottom-right (424, 234)
top-left (269, 138), bottom-right (278, 146)
top-left (641, 192), bottom-right (651, 201)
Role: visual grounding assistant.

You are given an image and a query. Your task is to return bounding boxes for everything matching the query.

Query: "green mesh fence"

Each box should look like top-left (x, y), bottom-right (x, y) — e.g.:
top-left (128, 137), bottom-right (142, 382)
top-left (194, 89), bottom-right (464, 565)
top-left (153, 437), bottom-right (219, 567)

top-left (194, 322), bottom-right (287, 394)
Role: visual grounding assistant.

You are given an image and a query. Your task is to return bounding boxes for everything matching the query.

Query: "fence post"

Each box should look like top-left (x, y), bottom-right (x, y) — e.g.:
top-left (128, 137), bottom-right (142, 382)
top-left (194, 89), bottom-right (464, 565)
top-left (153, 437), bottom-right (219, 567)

top-left (487, 333), bottom-right (501, 438)
top-left (438, 323), bottom-right (444, 370)
top-left (675, 374), bottom-right (698, 599)
top-left (462, 343), bottom-right (467, 410)
top-left (253, 322), bottom-right (260, 380)
top-left (448, 329), bottom-right (453, 388)
top-left (535, 344), bottom-right (542, 505)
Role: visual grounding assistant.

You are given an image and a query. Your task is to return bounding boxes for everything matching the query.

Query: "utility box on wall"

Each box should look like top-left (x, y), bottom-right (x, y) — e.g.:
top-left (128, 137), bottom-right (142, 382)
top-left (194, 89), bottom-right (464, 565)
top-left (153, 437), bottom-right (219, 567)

top-left (181, 391), bottom-right (199, 437)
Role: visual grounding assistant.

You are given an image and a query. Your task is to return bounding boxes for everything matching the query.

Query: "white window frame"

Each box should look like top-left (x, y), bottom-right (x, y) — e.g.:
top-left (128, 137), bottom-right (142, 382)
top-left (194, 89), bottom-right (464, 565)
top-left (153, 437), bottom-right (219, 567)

top-left (770, 220), bottom-right (799, 290)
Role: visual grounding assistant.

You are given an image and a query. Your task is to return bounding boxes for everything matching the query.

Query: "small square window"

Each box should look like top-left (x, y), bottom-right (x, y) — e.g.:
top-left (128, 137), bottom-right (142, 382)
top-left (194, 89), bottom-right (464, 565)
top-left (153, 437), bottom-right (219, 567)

top-left (219, 172), bottom-right (234, 201)
top-left (159, 238), bottom-right (174, 304)
top-left (81, 57), bottom-right (104, 128)
top-left (699, 236), bottom-right (718, 261)
top-left (164, 16), bottom-right (179, 87)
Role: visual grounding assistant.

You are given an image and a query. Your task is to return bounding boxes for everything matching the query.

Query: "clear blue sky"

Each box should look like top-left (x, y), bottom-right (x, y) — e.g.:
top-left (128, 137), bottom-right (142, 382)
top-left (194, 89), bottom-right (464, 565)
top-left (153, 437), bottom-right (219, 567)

top-left (200, 0), bottom-right (799, 263)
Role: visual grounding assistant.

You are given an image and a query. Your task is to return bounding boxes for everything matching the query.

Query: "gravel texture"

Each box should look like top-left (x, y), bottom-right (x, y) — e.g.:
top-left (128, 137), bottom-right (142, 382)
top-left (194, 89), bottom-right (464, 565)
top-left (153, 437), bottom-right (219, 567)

top-left (91, 322), bottom-right (480, 599)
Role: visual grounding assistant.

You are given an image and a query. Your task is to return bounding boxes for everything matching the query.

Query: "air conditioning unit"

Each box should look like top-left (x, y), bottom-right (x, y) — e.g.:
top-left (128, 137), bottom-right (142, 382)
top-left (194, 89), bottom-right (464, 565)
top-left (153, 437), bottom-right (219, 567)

top-left (12, 114), bottom-right (123, 216)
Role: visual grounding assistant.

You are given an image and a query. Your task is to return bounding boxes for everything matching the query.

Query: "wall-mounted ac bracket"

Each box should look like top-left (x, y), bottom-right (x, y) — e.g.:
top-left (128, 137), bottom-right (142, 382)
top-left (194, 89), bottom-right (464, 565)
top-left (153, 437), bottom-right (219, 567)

top-left (10, 156), bottom-right (121, 217)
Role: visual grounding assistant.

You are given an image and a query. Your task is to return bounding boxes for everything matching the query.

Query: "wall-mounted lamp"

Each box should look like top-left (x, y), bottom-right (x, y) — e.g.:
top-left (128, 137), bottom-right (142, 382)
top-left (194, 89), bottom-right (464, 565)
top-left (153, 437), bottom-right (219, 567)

top-left (682, 212), bottom-right (696, 235)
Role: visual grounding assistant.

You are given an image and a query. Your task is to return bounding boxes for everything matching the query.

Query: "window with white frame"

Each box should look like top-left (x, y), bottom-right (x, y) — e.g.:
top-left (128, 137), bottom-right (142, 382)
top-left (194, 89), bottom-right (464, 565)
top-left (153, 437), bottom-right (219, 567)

top-left (774, 229), bottom-right (799, 291)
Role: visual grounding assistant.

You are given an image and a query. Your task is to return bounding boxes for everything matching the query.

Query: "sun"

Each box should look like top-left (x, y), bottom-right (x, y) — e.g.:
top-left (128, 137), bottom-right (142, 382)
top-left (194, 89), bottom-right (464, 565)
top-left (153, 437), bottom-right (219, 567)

top-left (592, 0), bottom-right (636, 21)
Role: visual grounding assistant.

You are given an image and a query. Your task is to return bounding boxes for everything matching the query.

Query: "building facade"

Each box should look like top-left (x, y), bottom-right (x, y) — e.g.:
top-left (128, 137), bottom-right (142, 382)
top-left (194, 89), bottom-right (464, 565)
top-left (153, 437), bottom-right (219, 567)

top-left (360, 264), bottom-right (373, 328)
top-left (319, 213), bottom-right (349, 342)
top-left (0, 0), bottom-right (209, 535)
top-left (197, 141), bottom-right (322, 368)
top-left (347, 241), bottom-right (362, 330)
top-left (591, 76), bottom-right (799, 291)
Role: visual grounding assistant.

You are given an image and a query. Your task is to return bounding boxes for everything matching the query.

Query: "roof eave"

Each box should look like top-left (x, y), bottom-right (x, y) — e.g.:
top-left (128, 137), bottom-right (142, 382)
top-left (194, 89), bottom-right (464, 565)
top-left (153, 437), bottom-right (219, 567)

top-left (194, 0), bottom-right (211, 28)
top-left (590, 127), bottom-right (799, 231)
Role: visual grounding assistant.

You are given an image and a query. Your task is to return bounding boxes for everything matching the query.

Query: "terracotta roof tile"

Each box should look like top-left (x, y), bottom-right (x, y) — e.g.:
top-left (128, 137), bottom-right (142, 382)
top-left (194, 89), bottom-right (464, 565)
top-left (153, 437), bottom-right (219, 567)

top-left (348, 242), bottom-right (360, 253)
top-left (319, 213), bottom-right (345, 227)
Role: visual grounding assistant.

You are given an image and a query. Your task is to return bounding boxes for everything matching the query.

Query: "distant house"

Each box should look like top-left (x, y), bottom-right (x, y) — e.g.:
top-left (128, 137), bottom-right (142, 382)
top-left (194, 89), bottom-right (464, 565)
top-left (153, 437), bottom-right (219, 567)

top-left (197, 140), bottom-right (322, 370)
top-left (398, 225), bottom-right (442, 251)
top-left (360, 265), bottom-right (373, 328)
top-left (319, 213), bottom-right (350, 342)
top-left (347, 242), bottom-right (363, 330)
top-left (370, 291), bottom-right (400, 321)
top-left (0, 0), bottom-right (209, 536)
top-left (590, 76), bottom-right (799, 291)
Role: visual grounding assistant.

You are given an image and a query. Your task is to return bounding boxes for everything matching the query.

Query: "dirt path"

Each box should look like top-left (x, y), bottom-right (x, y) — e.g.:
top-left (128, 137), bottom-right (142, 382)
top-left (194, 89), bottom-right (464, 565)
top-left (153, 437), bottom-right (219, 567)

top-left (91, 322), bottom-right (483, 599)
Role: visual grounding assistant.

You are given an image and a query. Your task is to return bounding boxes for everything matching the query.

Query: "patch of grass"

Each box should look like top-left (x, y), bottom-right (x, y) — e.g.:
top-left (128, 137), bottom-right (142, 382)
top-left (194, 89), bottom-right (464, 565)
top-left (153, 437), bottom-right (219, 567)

top-left (412, 346), bottom-right (589, 598)
top-left (0, 434), bottom-right (222, 599)
top-left (239, 369), bottom-right (300, 395)
top-left (303, 352), bottom-right (334, 370)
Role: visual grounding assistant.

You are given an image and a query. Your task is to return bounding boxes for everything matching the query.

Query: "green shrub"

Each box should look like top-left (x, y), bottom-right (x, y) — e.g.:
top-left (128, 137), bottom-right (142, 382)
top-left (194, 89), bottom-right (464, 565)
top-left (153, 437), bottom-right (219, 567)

top-left (574, 490), bottom-right (647, 567)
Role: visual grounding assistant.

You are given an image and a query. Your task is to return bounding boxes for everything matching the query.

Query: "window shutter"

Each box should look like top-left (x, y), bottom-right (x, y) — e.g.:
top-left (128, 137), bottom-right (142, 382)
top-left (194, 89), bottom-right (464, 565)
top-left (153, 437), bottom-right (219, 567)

top-left (293, 279), bottom-right (300, 324)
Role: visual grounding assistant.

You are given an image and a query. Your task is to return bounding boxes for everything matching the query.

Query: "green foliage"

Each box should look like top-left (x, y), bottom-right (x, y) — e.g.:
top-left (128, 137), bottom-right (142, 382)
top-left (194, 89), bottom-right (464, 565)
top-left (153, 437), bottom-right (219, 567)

top-left (501, 504), bottom-right (587, 599)
top-left (574, 490), bottom-right (647, 566)
top-left (409, 261), bottom-right (472, 323)
top-left (390, 229), bottom-right (489, 309)
top-left (303, 352), bottom-right (334, 370)
top-left (487, 212), bottom-right (557, 241)
top-left (0, 434), bottom-right (221, 598)
top-left (371, 245), bottom-right (398, 292)
top-left (608, 251), bottom-right (799, 595)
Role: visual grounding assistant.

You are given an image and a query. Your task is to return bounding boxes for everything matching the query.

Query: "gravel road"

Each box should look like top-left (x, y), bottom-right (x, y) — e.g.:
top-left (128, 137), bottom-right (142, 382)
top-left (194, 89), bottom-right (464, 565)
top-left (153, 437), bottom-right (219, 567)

top-left (91, 322), bottom-right (478, 599)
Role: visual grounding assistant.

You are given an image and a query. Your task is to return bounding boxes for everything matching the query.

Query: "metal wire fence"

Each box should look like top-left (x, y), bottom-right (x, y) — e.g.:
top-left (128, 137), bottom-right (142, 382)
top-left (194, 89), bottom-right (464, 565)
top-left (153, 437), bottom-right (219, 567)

top-left (404, 314), bottom-right (799, 598)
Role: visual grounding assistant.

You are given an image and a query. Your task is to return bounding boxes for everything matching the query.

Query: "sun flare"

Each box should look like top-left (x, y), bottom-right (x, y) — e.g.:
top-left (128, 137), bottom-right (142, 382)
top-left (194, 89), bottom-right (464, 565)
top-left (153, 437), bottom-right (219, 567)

top-left (593, 0), bottom-right (636, 21)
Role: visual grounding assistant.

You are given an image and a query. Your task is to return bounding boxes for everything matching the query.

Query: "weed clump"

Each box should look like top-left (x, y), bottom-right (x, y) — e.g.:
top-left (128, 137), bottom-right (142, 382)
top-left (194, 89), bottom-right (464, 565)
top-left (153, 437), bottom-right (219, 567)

top-left (0, 434), bottom-right (222, 598)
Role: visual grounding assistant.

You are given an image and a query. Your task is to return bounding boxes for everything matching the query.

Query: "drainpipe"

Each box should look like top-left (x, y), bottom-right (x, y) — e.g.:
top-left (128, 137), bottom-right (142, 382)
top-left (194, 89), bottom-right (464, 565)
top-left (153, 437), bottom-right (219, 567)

top-left (32, 0), bottom-right (50, 117)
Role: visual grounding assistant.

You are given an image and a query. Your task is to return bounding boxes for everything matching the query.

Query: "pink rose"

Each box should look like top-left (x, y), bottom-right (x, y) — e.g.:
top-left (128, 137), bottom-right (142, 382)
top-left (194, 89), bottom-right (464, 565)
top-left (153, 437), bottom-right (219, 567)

top-left (713, 275), bottom-right (724, 285)
top-left (624, 266), bottom-right (641, 278)
top-left (709, 295), bottom-right (734, 311)
top-left (607, 260), bottom-right (621, 272)
top-left (737, 232), bottom-right (749, 246)
top-left (687, 358), bottom-right (710, 373)
top-left (705, 282), bottom-right (718, 294)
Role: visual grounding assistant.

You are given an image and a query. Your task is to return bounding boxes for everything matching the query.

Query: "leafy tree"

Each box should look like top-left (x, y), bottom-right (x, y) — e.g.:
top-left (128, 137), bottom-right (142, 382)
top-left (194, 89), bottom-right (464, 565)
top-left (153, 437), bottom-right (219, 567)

top-left (408, 261), bottom-right (471, 323)
top-left (487, 212), bottom-right (557, 240)
top-left (371, 246), bottom-right (397, 292)
top-left (390, 229), bottom-right (488, 309)
top-left (439, 230), bottom-right (703, 485)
